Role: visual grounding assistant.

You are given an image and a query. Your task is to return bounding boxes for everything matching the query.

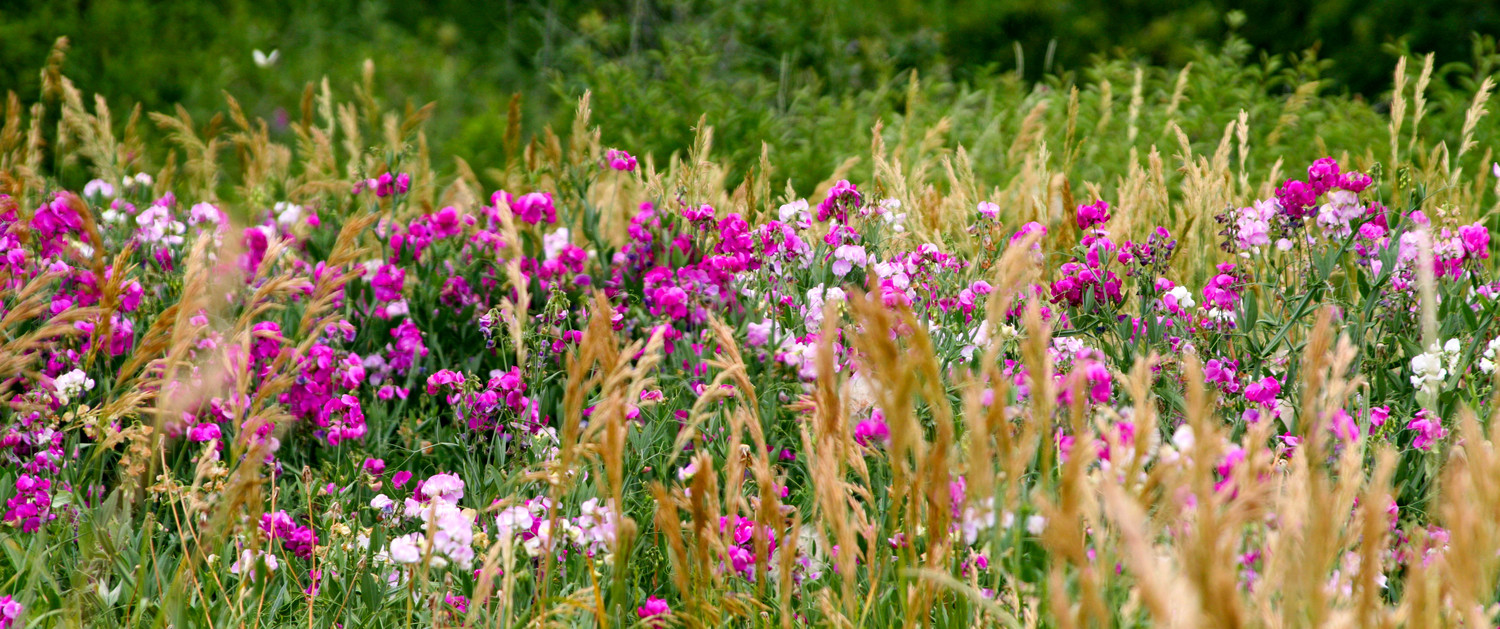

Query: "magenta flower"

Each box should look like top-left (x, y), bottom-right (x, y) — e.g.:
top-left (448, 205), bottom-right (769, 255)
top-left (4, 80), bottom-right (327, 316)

top-left (1459, 222), bottom-right (1490, 259)
top-left (637, 596), bottom-right (671, 626)
top-left (0, 595), bottom-right (20, 629)
top-left (1243, 376), bottom-right (1280, 407)
top-left (605, 148), bottom-right (637, 171)
top-left (509, 192), bottom-right (556, 225)
top-left (1329, 409), bottom-right (1359, 443)
top-left (1407, 410), bottom-right (1446, 451)
top-left (1075, 200), bottom-right (1111, 230)
top-left (854, 410), bottom-right (890, 446)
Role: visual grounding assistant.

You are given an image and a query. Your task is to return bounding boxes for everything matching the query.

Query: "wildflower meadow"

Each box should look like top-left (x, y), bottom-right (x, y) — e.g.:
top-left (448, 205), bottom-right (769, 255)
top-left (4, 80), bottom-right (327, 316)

top-left (8, 24), bottom-right (1500, 628)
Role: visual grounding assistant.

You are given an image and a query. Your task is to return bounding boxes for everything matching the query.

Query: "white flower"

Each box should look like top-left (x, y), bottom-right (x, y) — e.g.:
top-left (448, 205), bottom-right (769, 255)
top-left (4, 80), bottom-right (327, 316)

top-left (230, 549), bottom-right (279, 577)
top-left (252, 49), bottom-right (280, 68)
top-left (135, 205), bottom-right (186, 246)
top-left (388, 533), bottom-right (423, 564)
top-left (495, 505), bottom-right (535, 537)
top-left (83, 179), bottom-right (115, 199)
top-left (53, 369), bottom-right (95, 405)
top-left (1167, 285), bottom-right (1196, 309)
top-left (543, 227), bottom-right (572, 260)
top-left (778, 199), bottom-right (809, 223)
top-left (1480, 337), bottom-right (1500, 374)
top-left (1025, 515), bottom-right (1047, 535)
top-left (831, 244), bottom-right (867, 277)
top-left (1171, 424), bottom-right (1195, 451)
top-left (1442, 338), bottom-right (1462, 372)
top-left (134, 173), bottom-right (154, 188)
top-left (1410, 342), bottom-right (1451, 394)
top-left (370, 494), bottom-right (395, 511)
top-left (274, 202), bottom-right (303, 228)
top-left (420, 473), bottom-right (465, 504)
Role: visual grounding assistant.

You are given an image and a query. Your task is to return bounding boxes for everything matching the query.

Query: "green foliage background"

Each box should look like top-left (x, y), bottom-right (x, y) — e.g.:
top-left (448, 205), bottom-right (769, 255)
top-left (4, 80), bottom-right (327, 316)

top-left (5, 0), bottom-right (1500, 192)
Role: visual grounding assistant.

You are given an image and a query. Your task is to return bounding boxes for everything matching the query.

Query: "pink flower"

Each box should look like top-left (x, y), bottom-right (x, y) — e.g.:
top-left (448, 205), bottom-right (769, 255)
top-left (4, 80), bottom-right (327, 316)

top-left (636, 596), bottom-right (671, 626)
top-left (1243, 376), bottom-right (1280, 407)
top-left (854, 410), bottom-right (890, 446)
top-left (605, 148), bottom-right (637, 171)
top-left (1407, 410), bottom-right (1446, 451)
top-left (1075, 200), bottom-right (1111, 229)
top-left (1459, 222), bottom-right (1490, 259)
top-left (510, 192), bottom-right (556, 225)
top-left (1329, 409), bottom-right (1359, 443)
top-left (0, 595), bottom-right (22, 629)
top-left (187, 423), bottom-right (222, 442)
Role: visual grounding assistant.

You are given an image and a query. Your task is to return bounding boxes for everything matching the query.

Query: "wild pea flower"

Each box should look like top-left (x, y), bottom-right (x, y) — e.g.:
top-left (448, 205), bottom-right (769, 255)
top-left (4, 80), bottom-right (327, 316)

top-left (746, 319), bottom-right (775, 347)
top-left (317, 395), bottom-right (367, 445)
top-left (778, 199), bottom-right (810, 224)
top-left (877, 198), bottom-right (908, 232)
top-left (1409, 340), bottom-right (1458, 394)
top-left (420, 473), bottom-right (466, 504)
top-left (188, 202), bottom-right (225, 230)
top-left (427, 508), bottom-right (476, 568)
top-left (83, 178), bottom-right (115, 199)
top-left (371, 172), bottom-right (411, 197)
top-left (1275, 179), bottom-right (1318, 220)
top-left (1076, 200), bottom-right (1110, 230)
top-left (386, 319), bottom-right (428, 374)
top-left (817, 180), bottom-right (862, 223)
top-left (261, 511), bottom-right (318, 559)
top-left (0, 596), bottom-right (20, 629)
top-left (1163, 285), bottom-right (1196, 316)
top-left (510, 192), bottom-right (557, 225)
top-left (274, 202), bottom-right (304, 228)
top-left (1330, 409), bottom-right (1360, 443)
top-left (803, 285), bottom-right (847, 330)
top-left (1315, 190), bottom-right (1364, 239)
top-left (52, 369), bottom-right (94, 405)
top-left (187, 423), bottom-right (222, 442)
top-left (1244, 376), bottom-right (1280, 408)
top-left (371, 264), bottom-right (405, 301)
top-left (854, 409), bottom-right (890, 447)
top-left (229, 548), bottom-right (279, 579)
top-left (1407, 410), bottom-right (1446, 451)
top-left (4, 475), bottom-right (54, 532)
top-left (1481, 337), bottom-right (1500, 374)
top-left (831, 244), bottom-right (867, 277)
top-left (1459, 222), bottom-right (1491, 259)
top-left (637, 597), bottom-right (671, 627)
top-left (604, 148), bottom-right (637, 171)
top-left (388, 533), bottom-right (423, 563)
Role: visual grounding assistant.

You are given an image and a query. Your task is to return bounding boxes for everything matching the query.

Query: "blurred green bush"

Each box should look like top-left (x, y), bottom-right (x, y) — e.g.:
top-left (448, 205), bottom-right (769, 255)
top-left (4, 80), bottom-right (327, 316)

top-left (4, 0), bottom-right (1499, 194)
